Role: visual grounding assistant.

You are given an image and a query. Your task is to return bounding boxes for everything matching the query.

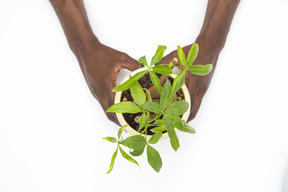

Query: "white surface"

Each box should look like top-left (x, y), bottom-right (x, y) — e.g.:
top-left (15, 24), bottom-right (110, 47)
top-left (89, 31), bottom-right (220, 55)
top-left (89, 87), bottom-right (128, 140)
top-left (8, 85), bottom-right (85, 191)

top-left (0, 0), bottom-right (288, 192)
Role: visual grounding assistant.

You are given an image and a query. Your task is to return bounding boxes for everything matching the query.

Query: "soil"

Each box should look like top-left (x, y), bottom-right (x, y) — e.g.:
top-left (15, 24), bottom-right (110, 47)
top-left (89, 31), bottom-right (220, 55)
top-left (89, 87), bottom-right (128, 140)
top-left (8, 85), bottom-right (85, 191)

top-left (121, 72), bottom-right (185, 135)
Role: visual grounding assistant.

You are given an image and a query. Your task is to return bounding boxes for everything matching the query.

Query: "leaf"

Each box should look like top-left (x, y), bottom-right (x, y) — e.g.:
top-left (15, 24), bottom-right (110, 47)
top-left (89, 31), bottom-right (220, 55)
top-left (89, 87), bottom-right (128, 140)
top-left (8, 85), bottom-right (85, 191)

top-left (121, 135), bottom-right (147, 150)
top-left (130, 81), bottom-right (146, 105)
top-left (150, 71), bottom-right (162, 94)
top-left (148, 132), bottom-right (162, 144)
top-left (139, 56), bottom-right (148, 67)
top-left (151, 126), bottom-right (166, 133)
top-left (119, 146), bottom-right (139, 166)
top-left (173, 115), bottom-right (184, 130)
top-left (170, 71), bottom-right (186, 96)
top-left (130, 148), bottom-right (145, 156)
top-left (140, 102), bottom-right (163, 114)
top-left (153, 119), bottom-right (164, 125)
top-left (118, 124), bottom-right (128, 140)
top-left (112, 70), bottom-right (147, 92)
top-left (150, 45), bottom-right (167, 66)
top-left (177, 45), bottom-right (187, 67)
top-left (165, 101), bottom-right (189, 116)
top-left (182, 121), bottom-right (196, 134)
top-left (102, 137), bottom-right (117, 143)
top-left (164, 115), bottom-right (180, 151)
top-left (106, 147), bottom-right (118, 174)
top-left (143, 88), bottom-right (152, 102)
top-left (152, 65), bottom-right (172, 75)
top-left (139, 111), bottom-right (150, 130)
top-left (188, 64), bottom-right (213, 76)
top-left (160, 79), bottom-right (173, 110)
top-left (106, 101), bottom-right (142, 114)
top-left (147, 145), bottom-right (162, 173)
top-left (187, 43), bottom-right (199, 67)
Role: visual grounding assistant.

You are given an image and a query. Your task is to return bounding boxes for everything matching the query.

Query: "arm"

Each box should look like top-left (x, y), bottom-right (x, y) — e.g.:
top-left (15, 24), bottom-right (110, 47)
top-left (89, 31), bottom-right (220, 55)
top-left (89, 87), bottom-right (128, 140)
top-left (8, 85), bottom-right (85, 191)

top-left (50, 0), bottom-right (139, 125)
top-left (161, 0), bottom-right (240, 121)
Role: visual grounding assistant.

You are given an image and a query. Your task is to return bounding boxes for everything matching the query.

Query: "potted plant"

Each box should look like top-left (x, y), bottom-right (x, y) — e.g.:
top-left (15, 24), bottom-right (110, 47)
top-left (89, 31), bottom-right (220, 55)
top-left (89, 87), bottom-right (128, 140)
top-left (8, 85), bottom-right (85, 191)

top-left (103, 44), bottom-right (212, 173)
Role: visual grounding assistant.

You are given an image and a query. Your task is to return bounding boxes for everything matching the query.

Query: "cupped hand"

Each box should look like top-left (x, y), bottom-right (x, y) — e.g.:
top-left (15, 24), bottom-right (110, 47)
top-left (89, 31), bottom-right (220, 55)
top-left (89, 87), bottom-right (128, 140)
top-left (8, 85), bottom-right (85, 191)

top-left (160, 38), bottom-right (220, 122)
top-left (73, 36), bottom-right (139, 125)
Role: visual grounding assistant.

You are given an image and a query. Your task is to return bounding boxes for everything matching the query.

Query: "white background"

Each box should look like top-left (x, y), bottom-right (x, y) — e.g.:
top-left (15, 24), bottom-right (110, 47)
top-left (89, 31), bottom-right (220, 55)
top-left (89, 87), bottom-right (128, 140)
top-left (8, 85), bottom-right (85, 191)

top-left (1, 0), bottom-right (288, 192)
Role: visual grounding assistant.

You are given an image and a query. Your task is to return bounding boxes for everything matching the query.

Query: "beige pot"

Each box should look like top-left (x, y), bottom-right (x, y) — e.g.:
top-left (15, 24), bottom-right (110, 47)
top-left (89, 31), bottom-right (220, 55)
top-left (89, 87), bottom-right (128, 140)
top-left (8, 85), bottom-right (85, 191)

top-left (114, 67), bottom-right (191, 140)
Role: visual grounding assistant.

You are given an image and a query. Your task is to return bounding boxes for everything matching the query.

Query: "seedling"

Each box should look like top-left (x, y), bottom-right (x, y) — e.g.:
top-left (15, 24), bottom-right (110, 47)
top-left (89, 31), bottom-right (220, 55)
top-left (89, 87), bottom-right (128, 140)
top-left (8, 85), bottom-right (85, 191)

top-left (103, 43), bottom-right (212, 173)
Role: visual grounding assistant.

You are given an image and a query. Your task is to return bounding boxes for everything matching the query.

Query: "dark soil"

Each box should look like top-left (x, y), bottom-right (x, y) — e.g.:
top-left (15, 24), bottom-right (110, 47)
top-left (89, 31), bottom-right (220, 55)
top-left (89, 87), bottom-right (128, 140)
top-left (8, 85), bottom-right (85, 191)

top-left (121, 72), bottom-right (185, 135)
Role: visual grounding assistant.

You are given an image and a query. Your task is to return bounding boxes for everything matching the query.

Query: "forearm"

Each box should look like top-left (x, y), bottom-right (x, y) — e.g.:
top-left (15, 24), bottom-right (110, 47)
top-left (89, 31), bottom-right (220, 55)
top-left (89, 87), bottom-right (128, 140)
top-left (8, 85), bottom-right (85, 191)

top-left (50, 0), bottom-right (98, 52)
top-left (196, 0), bottom-right (240, 53)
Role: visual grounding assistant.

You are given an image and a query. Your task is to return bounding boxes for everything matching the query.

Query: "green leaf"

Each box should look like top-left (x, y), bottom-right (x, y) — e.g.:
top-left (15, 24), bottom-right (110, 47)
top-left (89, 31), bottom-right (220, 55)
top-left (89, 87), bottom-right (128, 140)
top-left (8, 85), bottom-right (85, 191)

top-left (160, 79), bottom-right (173, 110)
top-left (140, 102), bottom-right (163, 114)
top-left (147, 145), bottom-right (162, 173)
top-left (130, 81), bottom-right (146, 105)
top-left (164, 115), bottom-right (180, 151)
top-left (173, 116), bottom-right (184, 130)
top-left (102, 137), bottom-right (117, 143)
top-left (170, 71), bottom-right (186, 96)
top-left (187, 43), bottom-right (199, 67)
top-left (177, 45), bottom-right (187, 67)
top-left (106, 147), bottom-right (118, 174)
top-left (112, 70), bottom-right (147, 92)
top-left (148, 132), bottom-right (162, 144)
top-left (121, 135), bottom-right (147, 150)
top-left (150, 71), bottom-right (162, 94)
top-left (153, 119), bottom-right (164, 125)
top-left (130, 148), bottom-right (145, 156)
top-left (118, 125), bottom-right (128, 140)
top-left (139, 111), bottom-right (150, 130)
top-left (143, 88), bottom-right (152, 102)
top-left (182, 121), bottom-right (196, 134)
top-left (119, 146), bottom-right (139, 166)
top-left (151, 126), bottom-right (166, 133)
top-left (152, 65), bottom-right (172, 75)
top-left (165, 101), bottom-right (189, 116)
top-left (188, 64), bottom-right (213, 76)
top-left (139, 56), bottom-right (148, 67)
top-left (150, 45), bottom-right (167, 66)
top-left (106, 101), bottom-right (142, 114)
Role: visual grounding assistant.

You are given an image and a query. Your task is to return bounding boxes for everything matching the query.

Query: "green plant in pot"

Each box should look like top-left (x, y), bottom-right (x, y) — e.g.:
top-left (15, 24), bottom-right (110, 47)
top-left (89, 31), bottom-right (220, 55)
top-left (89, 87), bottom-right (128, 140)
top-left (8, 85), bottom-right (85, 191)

top-left (103, 43), bottom-right (212, 173)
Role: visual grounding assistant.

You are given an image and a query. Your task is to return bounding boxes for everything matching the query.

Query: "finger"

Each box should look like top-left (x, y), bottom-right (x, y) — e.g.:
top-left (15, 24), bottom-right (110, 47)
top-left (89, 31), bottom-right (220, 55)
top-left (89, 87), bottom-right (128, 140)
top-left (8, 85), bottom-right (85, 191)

top-left (118, 53), bottom-right (139, 71)
top-left (188, 92), bottom-right (202, 122)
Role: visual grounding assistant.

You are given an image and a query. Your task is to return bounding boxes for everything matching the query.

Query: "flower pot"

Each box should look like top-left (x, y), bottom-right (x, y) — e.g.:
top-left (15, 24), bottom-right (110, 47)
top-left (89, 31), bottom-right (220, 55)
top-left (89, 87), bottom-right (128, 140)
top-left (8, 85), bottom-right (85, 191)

top-left (114, 67), bottom-right (191, 140)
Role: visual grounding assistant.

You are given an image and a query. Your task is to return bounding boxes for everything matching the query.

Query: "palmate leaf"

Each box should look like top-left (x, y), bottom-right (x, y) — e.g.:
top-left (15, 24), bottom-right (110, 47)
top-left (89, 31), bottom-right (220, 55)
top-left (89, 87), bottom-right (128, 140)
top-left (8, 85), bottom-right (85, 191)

top-left (160, 79), bottom-right (173, 110)
top-left (139, 111), bottom-right (150, 130)
top-left (147, 145), bottom-right (162, 173)
top-left (119, 146), bottom-right (139, 166)
top-left (188, 64), bottom-right (213, 76)
top-left (187, 43), bottom-right (199, 67)
top-left (148, 132), bottom-right (162, 144)
top-left (130, 81), bottom-right (146, 105)
top-left (140, 102), bottom-right (162, 114)
top-left (130, 148), bottom-right (145, 157)
top-left (121, 135), bottom-right (147, 150)
top-left (163, 115), bottom-right (180, 151)
top-left (112, 70), bottom-right (147, 92)
top-left (177, 45), bottom-right (187, 67)
top-left (106, 101), bottom-right (142, 114)
top-left (151, 45), bottom-right (167, 66)
top-left (151, 65), bottom-right (173, 75)
top-left (106, 147), bottom-right (118, 174)
top-left (170, 71), bottom-right (186, 96)
top-left (139, 56), bottom-right (148, 67)
top-left (150, 71), bottom-right (162, 94)
top-left (165, 101), bottom-right (189, 116)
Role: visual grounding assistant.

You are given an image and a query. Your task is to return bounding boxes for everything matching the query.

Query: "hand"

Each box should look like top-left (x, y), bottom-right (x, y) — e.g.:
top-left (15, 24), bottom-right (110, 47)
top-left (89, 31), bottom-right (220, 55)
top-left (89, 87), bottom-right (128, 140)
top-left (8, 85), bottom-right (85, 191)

top-left (161, 37), bottom-right (219, 122)
top-left (74, 36), bottom-right (139, 125)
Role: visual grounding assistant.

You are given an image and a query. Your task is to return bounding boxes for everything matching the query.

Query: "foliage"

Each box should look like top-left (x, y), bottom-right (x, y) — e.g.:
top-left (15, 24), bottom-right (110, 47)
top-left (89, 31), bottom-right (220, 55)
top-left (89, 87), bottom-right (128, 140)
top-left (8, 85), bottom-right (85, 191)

top-left (103, 44), bottom-right (212, 173)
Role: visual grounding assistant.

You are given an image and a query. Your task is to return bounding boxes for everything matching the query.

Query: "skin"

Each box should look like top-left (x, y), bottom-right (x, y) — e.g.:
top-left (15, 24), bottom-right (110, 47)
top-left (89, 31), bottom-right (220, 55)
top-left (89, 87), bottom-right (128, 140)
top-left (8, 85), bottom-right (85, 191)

top-left (50, 0), bottom-right (240, 124)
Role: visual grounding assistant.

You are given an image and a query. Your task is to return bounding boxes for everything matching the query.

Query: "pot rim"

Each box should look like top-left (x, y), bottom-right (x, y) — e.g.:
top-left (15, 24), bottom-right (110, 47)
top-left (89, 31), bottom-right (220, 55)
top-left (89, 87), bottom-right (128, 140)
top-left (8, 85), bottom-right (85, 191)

top-left (114, 67), bottom-right (191, 140)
